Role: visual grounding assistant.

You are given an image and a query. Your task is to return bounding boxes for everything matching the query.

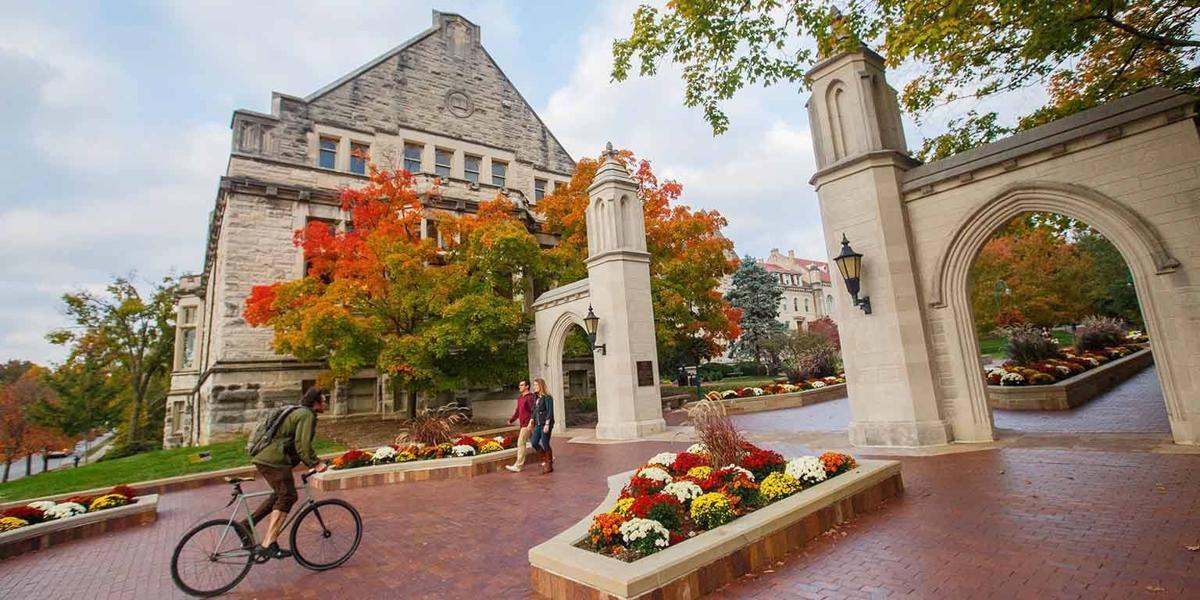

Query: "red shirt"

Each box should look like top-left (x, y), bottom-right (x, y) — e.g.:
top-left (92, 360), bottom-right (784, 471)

top-left (510, 391), bottom-right (536, 427)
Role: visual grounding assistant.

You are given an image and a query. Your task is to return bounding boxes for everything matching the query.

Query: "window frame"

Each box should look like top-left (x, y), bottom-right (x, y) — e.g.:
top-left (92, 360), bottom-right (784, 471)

top-left (491, 160), bottom-right (507, 187)
top-left (403, 143), bottom-right (423, 173)
top-left (463, 154), bottom-right (481, 184)
top-left (435, 148), bottom-right (453, 178)
top-left (349, 142), bottom-right (369, 174)
top-left (534, 178), bottom-right (547, 201)
top-left (319, 137), bottom-right (338, 170)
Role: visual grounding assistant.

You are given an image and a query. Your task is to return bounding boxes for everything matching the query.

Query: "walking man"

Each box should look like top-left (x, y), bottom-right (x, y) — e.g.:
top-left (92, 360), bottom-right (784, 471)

top-left (249, 387), bottom-right (328, 560)
top-left (504, 380), bottom-right (536, 472)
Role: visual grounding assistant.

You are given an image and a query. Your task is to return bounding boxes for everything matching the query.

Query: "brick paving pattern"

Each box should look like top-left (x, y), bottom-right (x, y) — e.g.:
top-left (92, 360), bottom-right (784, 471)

top-left (1, 371), bottom-right (1194, 599)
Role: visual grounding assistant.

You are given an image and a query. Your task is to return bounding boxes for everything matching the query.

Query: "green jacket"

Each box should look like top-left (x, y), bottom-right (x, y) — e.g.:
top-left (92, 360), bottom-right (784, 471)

top-left (251, 406), bottom-right (319, 469)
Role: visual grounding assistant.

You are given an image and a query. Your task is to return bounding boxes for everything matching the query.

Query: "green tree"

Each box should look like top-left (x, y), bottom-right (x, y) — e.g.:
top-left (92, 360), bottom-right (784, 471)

top-left (1077, 232), bottom-right (1141, 325)
top-left (611, 1), bottom-right (1199, 159)
top-left (726, 256), bottom-right (786, 366)
top-left (47, 276), bottom-right (176, 448)
top-left (0, 360), bottom-right (36, 386)
top-left (34, 345), bottom-right (122, 446)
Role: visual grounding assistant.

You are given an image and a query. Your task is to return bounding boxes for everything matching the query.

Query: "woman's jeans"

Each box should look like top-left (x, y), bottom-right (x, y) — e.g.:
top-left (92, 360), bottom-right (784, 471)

top-left (530, 423), bottom-right (552, 454)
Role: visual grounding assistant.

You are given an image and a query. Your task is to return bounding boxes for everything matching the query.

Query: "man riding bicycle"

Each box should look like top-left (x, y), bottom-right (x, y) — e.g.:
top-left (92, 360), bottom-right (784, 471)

top-left (249, 387), bottom-right (328, 560)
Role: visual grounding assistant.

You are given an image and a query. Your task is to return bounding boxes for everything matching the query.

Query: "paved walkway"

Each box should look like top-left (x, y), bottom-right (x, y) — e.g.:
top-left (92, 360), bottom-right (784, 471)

top-left (2, 369), bottom-right (1195, 599)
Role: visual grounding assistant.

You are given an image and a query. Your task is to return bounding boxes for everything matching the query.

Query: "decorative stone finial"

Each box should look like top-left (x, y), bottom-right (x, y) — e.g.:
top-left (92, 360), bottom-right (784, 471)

top-left (602, 142), bottom-right (618, 159)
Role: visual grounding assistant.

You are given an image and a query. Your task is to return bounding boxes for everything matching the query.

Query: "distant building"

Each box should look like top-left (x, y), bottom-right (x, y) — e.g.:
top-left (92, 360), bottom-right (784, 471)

top-left (761, 248), bottom-right (835, 329)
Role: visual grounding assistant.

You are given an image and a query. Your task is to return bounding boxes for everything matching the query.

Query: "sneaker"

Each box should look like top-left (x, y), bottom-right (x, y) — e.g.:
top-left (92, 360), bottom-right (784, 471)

top-left (504, 465), bottom-right (521, 472)
top-left (270, 544), bottom-right (293, 560)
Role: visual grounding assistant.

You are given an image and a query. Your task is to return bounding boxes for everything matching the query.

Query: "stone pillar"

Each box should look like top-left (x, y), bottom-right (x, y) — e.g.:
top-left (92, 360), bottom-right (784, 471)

top-left (586, 144), bottom-right (667, 439)
top-left (806, 48), bottom-right (953, 447)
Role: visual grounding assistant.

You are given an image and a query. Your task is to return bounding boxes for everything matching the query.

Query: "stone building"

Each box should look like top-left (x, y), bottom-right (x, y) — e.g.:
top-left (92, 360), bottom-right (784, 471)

top-left (165, 12), bottom-right (575, 447)
top-left (761, 249), bottom-right (835, 329)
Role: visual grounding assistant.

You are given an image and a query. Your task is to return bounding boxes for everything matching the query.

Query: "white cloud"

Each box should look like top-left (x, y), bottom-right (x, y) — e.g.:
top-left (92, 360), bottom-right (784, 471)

top-left (542, 0), bottom-right (828, 262)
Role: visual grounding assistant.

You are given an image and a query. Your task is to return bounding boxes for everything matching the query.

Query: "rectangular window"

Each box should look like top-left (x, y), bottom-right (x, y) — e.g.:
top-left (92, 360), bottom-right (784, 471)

top-left (403, 143), bottom-right (423, 173)
top-left (534, 178), bottom-right (547, 201)
top-left (181, 306), bottom-right (196, 325)
top-left (793, 298), bottom-right (798, 312)
top-left (491, 161), bottom-right (507, 187)
top-left (435, 149), bottom-right (452, 178)
top-left (464, 154), bottom-right (481, 183)
top-left (350, 142), bottom-right (368, 174)
top-left (171, 402), bottom-right (183, 432)
top-left (180, 328), bottom-right (196, 369)
top-left (425, 219), bottom-right (439, 244)
top-left (319, 137), bottom-right (337, 169)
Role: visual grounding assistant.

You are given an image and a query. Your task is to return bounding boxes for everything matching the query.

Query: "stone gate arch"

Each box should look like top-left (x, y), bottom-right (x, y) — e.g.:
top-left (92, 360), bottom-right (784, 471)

top-left (530, 282), bottom-right (592, 434)
top-left (931, 182), bottom-right (1185, 443)
top-left (806, 46), bottom-right (1200, 447)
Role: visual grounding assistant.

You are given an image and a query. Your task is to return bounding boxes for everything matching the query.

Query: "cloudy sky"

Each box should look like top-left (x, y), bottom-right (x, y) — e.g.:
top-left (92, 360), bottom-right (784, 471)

top-left (0, 0), bottom-right (1043, 365)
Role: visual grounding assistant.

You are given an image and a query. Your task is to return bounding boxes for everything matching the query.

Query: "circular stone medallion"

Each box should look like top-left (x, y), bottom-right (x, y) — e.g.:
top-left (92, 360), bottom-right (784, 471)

top-left (445, 90), bottom-right (474, 118)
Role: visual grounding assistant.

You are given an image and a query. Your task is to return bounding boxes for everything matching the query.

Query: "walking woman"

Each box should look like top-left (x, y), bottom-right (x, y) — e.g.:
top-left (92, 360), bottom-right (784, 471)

top-left (530, 378), bottom-right (555, 474)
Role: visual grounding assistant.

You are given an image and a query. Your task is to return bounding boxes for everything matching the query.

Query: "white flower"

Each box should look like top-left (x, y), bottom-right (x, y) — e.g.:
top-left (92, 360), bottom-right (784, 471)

top-left (719, 465), bottom-right (755, 482)
top-left (27, 501), bottom-right (56, 512)
top-left (372, 446), bottom-right (397, 461)
top-left (721, 390), bottom-right (738, 399)
top-left (686, 443), bottom-right (708, 455)
top-left (1055, 366), bottom-right (1071, 375)
top-left (619, 518), bottom-right (670, 548)
top-left (785, 456), bottom-right (827, 485)
top-left (494, 436), bottom-right (506, 444)
top-left (450, 444), bottom-right (476, 457)
top-left (637, 466), bottom-right (672, 482)
top-left (662, 481), bottom-right (703, 504)
top-left (44, 502), bottom-right (87, 520)
top-left (1084, 358), bottom-right (1100, 366)
top-left (749, 387), bottom-right (764, 396)
top-left (811, 381), bottom-right (826, 388)
top-left (648, 452), bottom-right (677, 467)
top-left (987, 368), bottom-right (1007, 377)
top-left (1000, 372), bottom-right (1026, 386)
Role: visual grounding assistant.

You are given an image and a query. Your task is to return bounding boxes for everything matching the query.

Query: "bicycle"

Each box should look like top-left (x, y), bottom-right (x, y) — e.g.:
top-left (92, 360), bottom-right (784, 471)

top-left (170, 468), bottom-right (362, 597)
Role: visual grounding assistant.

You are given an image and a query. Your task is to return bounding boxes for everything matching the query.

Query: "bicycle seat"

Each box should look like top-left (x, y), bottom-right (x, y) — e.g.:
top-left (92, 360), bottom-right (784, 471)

top-left (224, 476), bottom-right (255, 483)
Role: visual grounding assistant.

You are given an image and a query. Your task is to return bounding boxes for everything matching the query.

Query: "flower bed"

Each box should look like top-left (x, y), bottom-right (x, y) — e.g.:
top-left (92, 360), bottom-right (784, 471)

top-left (984, 343), bottom-right (1145, 387)
top-left (987, 346), bottom-right (1154, 410)
top-left (529, 456), bottom-right (902, 599)
top-left (702, 374), bottom-right (846, 401)
top-left (311, 432), bottom-right (522, 491)
top-left (0, 486), bottom-right (157, 560)
top-left (575, 443), bottom-right (858, 562)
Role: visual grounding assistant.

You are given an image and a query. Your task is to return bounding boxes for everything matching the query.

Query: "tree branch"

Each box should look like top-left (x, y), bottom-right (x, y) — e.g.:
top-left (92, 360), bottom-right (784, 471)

top-left (1077, 5), bottom-right (1200, 48)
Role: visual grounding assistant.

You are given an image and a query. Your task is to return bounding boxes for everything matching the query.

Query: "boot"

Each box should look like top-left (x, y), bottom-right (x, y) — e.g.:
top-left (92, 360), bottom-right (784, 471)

top-left (542, 449), bottom-right (554, 474)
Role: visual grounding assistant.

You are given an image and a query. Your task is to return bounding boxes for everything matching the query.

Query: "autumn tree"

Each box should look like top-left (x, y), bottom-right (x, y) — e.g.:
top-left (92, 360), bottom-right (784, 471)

top-left (970, 216), bottom-right (1095, 331)
top-left (725, 256), bottom-right (787, 366)
top-left (34, 343), bottom-right (122, 449)
top-left (47, 276), bottom-right (176, 451)
top-left (0, 368), bottom-right (71, 482)
top-left (245, 167), bottom-right (545, 416)
top-left (0, 360), bottom-right (35, 386)
top-left (611, 1), bottom-right (1199, 159)
top-left (536, 149), bottom-right (742, 370)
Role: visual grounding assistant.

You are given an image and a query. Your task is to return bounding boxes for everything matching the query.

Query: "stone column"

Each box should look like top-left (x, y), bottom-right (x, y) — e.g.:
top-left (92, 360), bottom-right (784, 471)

top-left (586, 144), bottom-right (667, 439)
top-left (806, 48), bottom-right (953, 447)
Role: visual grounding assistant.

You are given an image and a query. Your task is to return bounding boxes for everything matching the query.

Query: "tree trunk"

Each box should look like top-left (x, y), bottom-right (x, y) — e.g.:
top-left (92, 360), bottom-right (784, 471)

top-left (25, 453), bottom-right (32, 477)
top-left (41, 451), bottom-right (49, 474)
top-left (2, 460), bottom-right (10, 483)
top-left (407, 390), bottom-right (418, 419)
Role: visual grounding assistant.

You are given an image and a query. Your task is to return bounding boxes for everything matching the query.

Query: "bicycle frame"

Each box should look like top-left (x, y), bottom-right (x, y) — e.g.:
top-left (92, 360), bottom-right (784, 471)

top-left (210, 471), bottom-right (317, 557)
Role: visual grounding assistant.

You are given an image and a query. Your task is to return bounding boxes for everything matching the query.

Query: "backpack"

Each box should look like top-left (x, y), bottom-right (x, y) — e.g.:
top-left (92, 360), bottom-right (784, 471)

top-left (246, 405), bottom-right (301, 457)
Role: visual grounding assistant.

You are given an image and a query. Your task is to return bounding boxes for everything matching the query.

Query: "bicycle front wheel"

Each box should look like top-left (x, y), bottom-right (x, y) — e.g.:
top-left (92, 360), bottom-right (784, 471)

top-left (170, 519), bottom-right (255, 597)
top-left (289, 498), bottom-right (362, 571)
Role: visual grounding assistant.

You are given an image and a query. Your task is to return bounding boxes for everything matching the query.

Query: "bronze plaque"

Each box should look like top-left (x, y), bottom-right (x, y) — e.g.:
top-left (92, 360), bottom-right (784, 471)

top-left (636, 361), bottom-right (655, 387)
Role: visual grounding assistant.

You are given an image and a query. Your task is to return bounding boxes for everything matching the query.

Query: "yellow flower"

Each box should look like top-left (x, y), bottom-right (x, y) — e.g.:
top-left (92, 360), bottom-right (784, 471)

top-left (0, 516), bottom-right (29, 532)
top-left (396, 451), bottom-right (417, 462)
top-left (686, 466), bottom-right (713, 480)
top-left (479, 441), bottom-right (504, 454)
top-left (759, 472), bottom-right (803, 501)
top-left (609, 497), bottom-right (635, 516)
top-left (89, 493), bottom-right (130, 512)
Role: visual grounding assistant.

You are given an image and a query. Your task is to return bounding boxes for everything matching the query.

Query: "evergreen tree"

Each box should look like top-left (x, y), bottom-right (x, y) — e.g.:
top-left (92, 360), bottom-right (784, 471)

top-left (725, 256), bottom-right (786, 366)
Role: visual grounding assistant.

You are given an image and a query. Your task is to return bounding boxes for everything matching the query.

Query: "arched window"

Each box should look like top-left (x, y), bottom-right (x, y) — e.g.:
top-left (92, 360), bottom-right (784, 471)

top-left (793, 298), bottom-right (798, 312)
top-left (826, 295), bottom-right (834, 313)
top-left (804, 298), bottom-right (810, 313)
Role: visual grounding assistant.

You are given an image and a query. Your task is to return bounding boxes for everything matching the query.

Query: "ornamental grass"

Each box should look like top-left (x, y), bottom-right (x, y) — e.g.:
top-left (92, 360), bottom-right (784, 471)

top-left (395, 402), bottom-right (470, 447)
top-left (685, 398), bottom-right (744, 469)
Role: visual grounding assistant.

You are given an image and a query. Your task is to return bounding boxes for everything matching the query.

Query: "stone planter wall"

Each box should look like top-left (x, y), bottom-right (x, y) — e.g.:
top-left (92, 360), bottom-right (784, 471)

top-left (529, 459), bottom-right (902, 600)
top-left (310, 447), bottom-right (520, 492)
top-left (988, 348), bottom-right (1154, 411)
top-left (682, 383), bottom-right (847, 416)
top-left (0, 494), bottom-right (159, 560)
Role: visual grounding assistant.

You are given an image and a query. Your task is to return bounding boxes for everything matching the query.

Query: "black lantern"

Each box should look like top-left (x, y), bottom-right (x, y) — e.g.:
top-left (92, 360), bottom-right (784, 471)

top-left (833, 234), bottom-right (872, 315)
top-left (582, 305), bottom-right (606, 355)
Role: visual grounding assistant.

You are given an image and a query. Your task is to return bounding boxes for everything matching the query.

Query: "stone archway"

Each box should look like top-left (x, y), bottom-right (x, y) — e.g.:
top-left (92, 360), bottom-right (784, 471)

top-left (933, 182), bottom-right (1183, 443)
top-left (532, 283), bottom-right (592, 434)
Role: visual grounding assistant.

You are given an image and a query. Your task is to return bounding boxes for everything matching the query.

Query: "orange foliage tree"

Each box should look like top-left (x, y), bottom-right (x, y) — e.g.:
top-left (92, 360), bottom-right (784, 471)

top-left (537, 149), bottom-right (741, 369)
top-left (970, 216), bottom-right (1094, 332)
top-left (244, 166), bottom-right (547, 415)
top-left (0, 367), bottom-right (72, 482)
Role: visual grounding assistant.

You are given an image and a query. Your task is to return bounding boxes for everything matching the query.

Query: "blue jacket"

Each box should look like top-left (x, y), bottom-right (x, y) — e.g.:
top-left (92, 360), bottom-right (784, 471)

top-left (533, 394), bottom-right (554, 428)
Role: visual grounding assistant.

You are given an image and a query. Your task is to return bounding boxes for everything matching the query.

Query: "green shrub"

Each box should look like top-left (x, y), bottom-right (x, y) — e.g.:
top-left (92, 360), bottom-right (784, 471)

top-left (998, 324), bottom-right (1060, 364)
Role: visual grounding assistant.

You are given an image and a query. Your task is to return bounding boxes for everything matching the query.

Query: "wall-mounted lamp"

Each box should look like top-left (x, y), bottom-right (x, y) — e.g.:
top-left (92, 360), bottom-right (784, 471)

top-left (833, 234), bottom-right (872, 315)
top-left (582, 305), bottom-right (607, 355)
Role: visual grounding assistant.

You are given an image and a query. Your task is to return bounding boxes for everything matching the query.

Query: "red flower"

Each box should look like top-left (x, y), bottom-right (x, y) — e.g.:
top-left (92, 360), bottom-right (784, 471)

top-left (501, 432), bottom-right (518, 448)
top-left (621, 475), bottom-right (666, 498)
top-left (454, 435), bottom-right (479, 450)
top-left (740, 448), bottom-right (785, 481)
top-left (110, 485), bottom-right (138, 499)
top-left (2, 505), bottom-right (45, 523)
top-left (65, 495), bottom-right (94, 506)
top-left (670, 452), bottom-right (709, 475)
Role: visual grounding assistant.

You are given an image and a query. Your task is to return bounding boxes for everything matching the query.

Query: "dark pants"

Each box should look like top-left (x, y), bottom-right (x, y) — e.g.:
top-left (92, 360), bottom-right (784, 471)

top-left (250, 464), bottom-right (298, 525)
top-left (530, 423), bottom-right (552, 453)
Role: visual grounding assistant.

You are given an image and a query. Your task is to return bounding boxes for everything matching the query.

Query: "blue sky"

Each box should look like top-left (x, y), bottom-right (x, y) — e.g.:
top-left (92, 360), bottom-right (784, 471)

top-left (0, 1), bottom-right (1044, 365)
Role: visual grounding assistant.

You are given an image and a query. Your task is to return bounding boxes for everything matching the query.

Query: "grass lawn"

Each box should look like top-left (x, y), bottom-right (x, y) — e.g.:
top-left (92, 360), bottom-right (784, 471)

top-left (978, 330), bottom-right (1076, 359)
top-left (0, 438), bottom-right (343, 503)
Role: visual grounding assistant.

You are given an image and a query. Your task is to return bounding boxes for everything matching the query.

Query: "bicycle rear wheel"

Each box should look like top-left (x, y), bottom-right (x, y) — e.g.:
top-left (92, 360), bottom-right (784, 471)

top-left (170, 519), bottom-right (255, 597)
top-left (289, 498), bottom-right (362, 571)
